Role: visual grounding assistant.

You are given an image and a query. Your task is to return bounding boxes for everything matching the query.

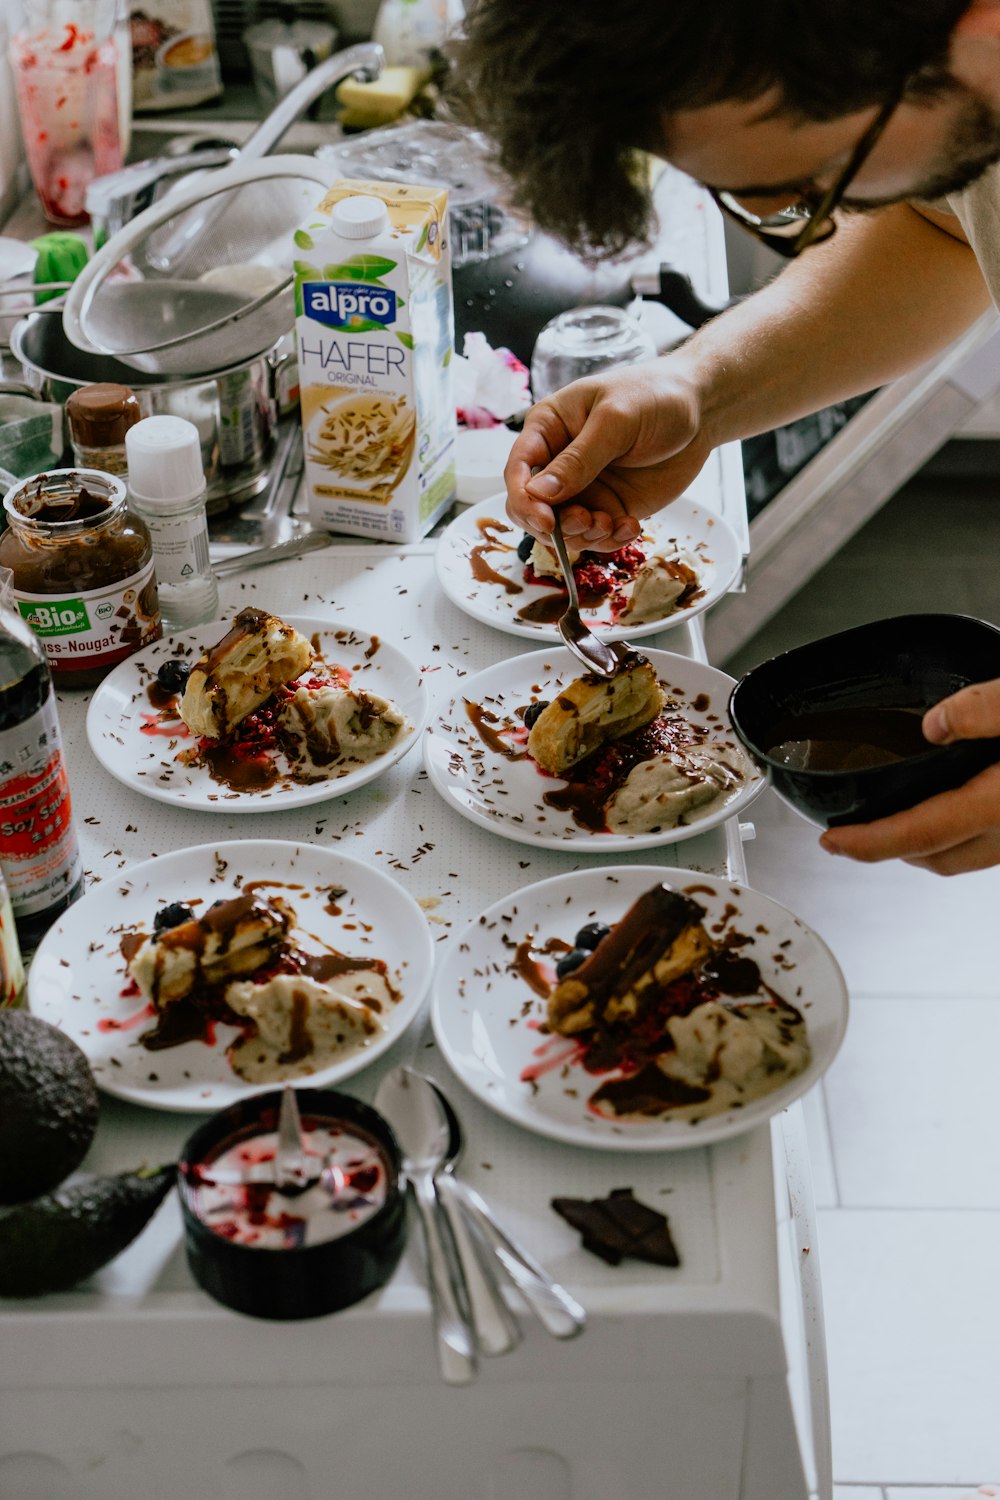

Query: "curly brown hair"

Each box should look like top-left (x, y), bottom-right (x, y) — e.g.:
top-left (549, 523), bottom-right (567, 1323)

top-left (451, 0), bottom-right (971, 257)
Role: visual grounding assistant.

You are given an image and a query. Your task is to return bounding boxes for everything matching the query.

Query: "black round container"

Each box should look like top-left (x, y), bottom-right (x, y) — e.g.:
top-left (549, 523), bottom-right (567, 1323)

top-left (178, 1089), bottom-right (405, 1321)
top-left (728, 613), bottom-right (1000, 829)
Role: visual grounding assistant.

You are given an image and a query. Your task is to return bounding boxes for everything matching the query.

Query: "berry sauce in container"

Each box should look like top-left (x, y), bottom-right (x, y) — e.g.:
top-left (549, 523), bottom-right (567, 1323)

top-left (178, 1089), bottom-right (405, 1320)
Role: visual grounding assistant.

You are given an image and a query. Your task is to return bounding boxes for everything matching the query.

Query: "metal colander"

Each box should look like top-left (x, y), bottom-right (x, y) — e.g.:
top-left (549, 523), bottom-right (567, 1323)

top-left (63, 155), bottom-right (335, 377)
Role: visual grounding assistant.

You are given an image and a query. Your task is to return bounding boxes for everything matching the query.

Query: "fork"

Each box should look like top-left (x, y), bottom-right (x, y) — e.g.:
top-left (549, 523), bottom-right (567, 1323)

top-left (549, 513), bottom-right (622, 678)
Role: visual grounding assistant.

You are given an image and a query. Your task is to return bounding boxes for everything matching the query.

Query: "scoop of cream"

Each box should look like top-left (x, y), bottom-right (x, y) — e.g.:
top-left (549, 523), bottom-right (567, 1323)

top-left (663, 997), bottom-right (811, 1101)
top-left (225, 973), bottom-right (383, 1083)
top-left (279, 685), bottom-right (411, 777)
top-left (623, 552), bottom-right (700, 623)
top-left (605, 747), bottom-right (745, 833)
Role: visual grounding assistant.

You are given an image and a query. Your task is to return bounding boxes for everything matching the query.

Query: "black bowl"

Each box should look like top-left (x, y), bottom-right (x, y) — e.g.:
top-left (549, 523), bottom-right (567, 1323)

top-left (178, 1088), bottom-right (405, 1321)
top-left (728, 613), bottom-right (1000, 828)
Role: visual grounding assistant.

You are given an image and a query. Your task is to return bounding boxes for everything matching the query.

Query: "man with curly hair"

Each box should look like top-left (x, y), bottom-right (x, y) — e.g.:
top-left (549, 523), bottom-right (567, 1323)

top-left (458, 0), bottom-right (1000, 879)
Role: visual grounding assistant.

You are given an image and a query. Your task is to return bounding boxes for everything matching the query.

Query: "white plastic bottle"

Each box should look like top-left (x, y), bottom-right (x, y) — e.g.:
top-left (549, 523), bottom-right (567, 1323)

top-left (125, 416), bottom-right (219, 631)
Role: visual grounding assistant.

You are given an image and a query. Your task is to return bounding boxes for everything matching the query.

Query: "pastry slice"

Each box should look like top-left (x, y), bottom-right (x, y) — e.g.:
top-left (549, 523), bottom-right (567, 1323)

top-left (547, 883), bottom-right (712, 1036)
top-left (128, 894), bottom-right (294, 1010)
top-left (527, 653), bottom-right (664, 774)
top-left (179, 607), bottom-right (313, 739)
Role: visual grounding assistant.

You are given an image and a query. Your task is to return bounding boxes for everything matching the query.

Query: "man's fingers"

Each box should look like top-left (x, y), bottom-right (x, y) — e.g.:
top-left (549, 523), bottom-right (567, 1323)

top-left (522, 396), bottom-right (644, 506)
top-left (904, 832), bottom-right (1000, 876)
top-left (923, 677), bottom-right (1000, 743)
top-left (820, 763), bottom-right (1000, 863)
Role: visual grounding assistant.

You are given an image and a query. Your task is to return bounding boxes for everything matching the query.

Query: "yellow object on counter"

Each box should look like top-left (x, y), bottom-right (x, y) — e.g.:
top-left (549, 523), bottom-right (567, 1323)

top-left (335, 65), bottom-right (431, 127)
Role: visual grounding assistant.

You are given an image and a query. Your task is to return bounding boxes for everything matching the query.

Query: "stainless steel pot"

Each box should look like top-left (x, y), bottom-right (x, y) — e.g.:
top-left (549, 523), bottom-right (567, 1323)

top-left (7, 314), bottom-right (294, 512)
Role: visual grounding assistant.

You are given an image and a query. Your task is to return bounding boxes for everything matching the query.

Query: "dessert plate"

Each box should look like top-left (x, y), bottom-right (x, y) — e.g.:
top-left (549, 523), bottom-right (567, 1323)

top-left (86, 614), bottom-right (428, 812)
top-left (432, 865), bottom-right (849, 1151)
top-left (435, 494), bottom-right (743, 642)
top-left (422, 646), bottom-right (764, 851)
top-left (28, 841), bottom-right (435, 1112)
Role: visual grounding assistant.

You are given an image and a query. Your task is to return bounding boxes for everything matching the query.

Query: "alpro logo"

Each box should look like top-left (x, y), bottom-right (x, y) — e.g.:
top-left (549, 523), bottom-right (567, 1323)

top-left (303, 282), bottom-right (397, 330)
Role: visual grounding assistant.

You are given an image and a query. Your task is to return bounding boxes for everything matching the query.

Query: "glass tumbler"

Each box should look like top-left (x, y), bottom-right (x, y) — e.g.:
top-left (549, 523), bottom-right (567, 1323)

top-left (530, 304), bottom-right (657, 400)
top-left (9, 0), bottom-right (124, 226)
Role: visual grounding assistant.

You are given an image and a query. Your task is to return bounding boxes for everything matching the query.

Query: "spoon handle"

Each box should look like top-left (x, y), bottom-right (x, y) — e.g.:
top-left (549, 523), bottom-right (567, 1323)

top-left (409, 1175), bottom-right (478, 1385)
top-left (454, 1181), bottom-right (587, 1340)
top-left (435, 1172), bottom-right (521, 1357)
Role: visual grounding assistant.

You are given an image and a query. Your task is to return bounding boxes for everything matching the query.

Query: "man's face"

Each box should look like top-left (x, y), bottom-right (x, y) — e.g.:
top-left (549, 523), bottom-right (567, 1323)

top-left (663, 81), bottom-right (1000, 219)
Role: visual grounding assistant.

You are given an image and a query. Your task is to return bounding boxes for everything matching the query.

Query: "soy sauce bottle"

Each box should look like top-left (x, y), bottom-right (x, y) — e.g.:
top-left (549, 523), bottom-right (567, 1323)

top-left (0, 575), bottom-right (83, 949)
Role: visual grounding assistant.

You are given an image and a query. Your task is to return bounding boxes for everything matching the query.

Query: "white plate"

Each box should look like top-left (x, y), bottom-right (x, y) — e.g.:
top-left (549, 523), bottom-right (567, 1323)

top-left (435, 494), bottom-right (743, 642)
top-left (422, 646), bottom-right (764, 851)
top-left (86, 614), bottom-right (428, 813)
top-left (432, 866), bottom-right (849, 1151)
top-left (28, 841), bottom-right (434, 1112)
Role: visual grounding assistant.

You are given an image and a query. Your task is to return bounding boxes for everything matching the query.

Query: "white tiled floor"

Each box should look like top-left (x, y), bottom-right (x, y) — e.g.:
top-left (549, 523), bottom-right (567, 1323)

top-left (722, 474), bottom-right (1000, 1497)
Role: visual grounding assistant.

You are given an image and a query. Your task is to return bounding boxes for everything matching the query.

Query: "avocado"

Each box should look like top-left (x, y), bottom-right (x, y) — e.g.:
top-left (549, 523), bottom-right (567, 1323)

top-left (0, 1011), bottom-right (100, 1203)
top-left (0, 1164), bottom-right (176, 1298)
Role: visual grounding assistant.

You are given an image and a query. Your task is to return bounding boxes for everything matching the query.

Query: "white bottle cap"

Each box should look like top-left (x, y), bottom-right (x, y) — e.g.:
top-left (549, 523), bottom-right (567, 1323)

top-left (330, 195), bottom-right (391, 239)
top-left (126, 416), bottom-right (206, 509)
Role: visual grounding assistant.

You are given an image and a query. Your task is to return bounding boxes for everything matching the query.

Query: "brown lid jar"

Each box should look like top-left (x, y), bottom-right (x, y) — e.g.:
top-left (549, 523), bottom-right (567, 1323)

top-left (0, 469), bottom-right (162, 689)
top-left (65, 384), bottom-right (142, 476)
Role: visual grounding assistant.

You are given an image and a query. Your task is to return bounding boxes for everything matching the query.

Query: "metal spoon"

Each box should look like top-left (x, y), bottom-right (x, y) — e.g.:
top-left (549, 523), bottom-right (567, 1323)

top-left (405, 1070), bottom-right (521, 1357)
top-left (550, 512), bottom-right (620, 679)
top-left (374, 1067), bottom-right (477, 1385)
top-left (424, 1076), bottom-right (587, 1341)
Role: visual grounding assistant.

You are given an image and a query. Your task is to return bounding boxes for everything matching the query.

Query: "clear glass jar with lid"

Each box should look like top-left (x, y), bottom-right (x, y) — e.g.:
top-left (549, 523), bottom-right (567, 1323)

top-left (0, 468), bottom-right (162, 689)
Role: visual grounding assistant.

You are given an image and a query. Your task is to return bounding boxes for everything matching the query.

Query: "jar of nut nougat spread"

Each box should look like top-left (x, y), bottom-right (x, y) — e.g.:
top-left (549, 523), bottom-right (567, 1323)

top-left (0, 469), bottom-right (162, 688)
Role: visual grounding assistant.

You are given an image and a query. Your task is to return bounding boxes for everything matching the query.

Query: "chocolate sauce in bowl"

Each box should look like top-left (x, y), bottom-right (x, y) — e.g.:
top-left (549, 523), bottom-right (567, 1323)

top-left (765, 704), bottom-right (931, 771)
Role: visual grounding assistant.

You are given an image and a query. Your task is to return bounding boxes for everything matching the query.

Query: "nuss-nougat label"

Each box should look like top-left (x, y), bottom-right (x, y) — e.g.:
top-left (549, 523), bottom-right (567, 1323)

top-left (15, 561), bottom-right (161, 673)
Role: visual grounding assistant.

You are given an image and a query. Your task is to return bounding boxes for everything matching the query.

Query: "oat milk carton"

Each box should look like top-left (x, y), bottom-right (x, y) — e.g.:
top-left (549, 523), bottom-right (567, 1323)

top-left (294, 179), bottom-right (456, 542)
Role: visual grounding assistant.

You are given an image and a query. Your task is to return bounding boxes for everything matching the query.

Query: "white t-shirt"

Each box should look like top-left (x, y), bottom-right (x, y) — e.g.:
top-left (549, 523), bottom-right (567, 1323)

top-left (948, 161), bottom-right (1000, 308)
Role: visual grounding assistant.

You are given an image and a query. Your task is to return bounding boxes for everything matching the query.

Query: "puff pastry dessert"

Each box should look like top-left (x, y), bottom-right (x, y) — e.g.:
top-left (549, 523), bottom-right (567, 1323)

top-left (546, 884), bottom-right (712, 1037)
top-left (179, 607), bottom-right (313, 739)
top-left (526, 654), bottom-right (665, 774)
top-left (128, 893), bottom-right (295, 1010)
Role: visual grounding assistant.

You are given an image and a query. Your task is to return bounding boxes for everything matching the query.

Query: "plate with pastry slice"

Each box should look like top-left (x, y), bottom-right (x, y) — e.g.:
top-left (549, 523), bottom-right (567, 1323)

top-left (86, 609), bottom-right (429, 811)
top-left (28, 841), bottom-right (435, 1111)
top-left (422, 646), bottom-right (764, 851)
top-left (435, 494), bottom-right (743, 642)
top-left (432, 865), bottom-right (848, 1149)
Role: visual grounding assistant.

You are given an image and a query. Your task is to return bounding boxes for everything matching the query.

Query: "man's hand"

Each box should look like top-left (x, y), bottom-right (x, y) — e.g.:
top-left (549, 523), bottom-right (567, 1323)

top-left (503, 360), bottom-right (712, 550)
top-left (820, 679), bottom-right (1000, 874)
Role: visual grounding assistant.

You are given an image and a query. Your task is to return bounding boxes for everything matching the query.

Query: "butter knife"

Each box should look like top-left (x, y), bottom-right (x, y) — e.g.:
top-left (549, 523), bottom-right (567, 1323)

top-left (212, 531), bottom-right (332, 577)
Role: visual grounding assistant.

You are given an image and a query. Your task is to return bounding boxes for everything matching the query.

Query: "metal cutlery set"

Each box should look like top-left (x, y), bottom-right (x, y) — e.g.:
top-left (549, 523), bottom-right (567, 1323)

top-left (374, 1066), bottom-right (586, 1384)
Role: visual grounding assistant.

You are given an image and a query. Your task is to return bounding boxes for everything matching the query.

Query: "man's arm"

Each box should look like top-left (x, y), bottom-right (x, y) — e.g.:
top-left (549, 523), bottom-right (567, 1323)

top-left (507, 202), bottom-right (992, 547)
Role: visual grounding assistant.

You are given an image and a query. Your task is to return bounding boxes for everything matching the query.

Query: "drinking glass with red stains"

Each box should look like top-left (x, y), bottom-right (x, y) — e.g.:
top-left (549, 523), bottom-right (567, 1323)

top-left (9, 0), bottom-right (124, 226)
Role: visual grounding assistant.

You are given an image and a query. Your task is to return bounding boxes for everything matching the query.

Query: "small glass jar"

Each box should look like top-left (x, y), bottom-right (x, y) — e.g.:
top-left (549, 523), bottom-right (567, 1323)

top-left (0, 468), bottom-right (162, 689)
top-left (530, 305), bottom-right (657, 400)
top-left (65, 383), bottom-right (142, 476)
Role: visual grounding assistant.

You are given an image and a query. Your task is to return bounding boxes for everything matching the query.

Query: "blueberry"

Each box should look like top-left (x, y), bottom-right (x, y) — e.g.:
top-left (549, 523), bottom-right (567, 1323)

top-left (153, 902), bottom-right (194, 934)
top-left (156, 660), bottom-right (191, 695)
top-left (523, 700), bottom-right (549, 729)
top-left (516, 532), bottom-right (535, 562)
top-left (575, 921), bottom-right (611, 951)
top-left (555, 947), bottom-right (589, 979)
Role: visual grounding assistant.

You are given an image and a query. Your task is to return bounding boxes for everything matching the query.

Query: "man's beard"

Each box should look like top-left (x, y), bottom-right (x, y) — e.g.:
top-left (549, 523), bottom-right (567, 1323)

top-left (844, 90), bottom-right (1000, 209)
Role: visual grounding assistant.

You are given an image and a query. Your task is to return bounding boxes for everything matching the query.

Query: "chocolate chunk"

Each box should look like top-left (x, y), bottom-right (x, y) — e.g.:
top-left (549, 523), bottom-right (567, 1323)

top-left (551, 1187), bottom-right (680, 1267)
